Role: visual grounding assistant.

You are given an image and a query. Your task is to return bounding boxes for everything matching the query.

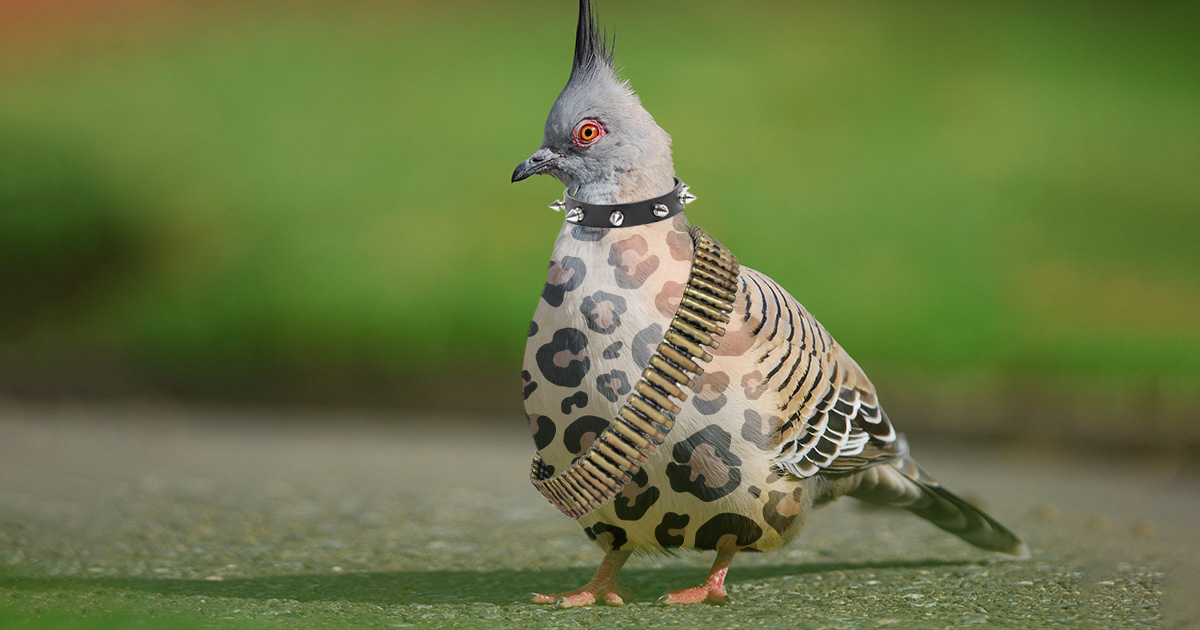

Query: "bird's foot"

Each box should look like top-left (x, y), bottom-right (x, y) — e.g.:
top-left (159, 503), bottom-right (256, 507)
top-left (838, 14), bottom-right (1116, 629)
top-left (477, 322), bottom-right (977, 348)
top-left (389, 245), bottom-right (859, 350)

top-left (657, 550), bottom-right (735, 605)
top-left (531, 550), bottom-right (632, 608)
top-left (530, 582), bottom-right (631, 608)
top-left (656, 583), bottom-right (730, 605)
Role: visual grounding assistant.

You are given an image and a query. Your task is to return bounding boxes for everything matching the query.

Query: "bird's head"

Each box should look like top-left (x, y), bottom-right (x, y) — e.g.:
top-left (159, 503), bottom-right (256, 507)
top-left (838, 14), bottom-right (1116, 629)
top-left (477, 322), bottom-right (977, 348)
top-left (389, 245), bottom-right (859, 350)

top-left (512, 0), bottom-right (674, 205)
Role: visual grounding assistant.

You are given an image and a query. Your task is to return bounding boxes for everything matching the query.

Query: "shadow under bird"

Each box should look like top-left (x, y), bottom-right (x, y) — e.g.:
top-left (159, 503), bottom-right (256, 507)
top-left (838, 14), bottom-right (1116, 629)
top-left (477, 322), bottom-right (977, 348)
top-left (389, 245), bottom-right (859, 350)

top-left (512, 0), bottom-right (1028, 607)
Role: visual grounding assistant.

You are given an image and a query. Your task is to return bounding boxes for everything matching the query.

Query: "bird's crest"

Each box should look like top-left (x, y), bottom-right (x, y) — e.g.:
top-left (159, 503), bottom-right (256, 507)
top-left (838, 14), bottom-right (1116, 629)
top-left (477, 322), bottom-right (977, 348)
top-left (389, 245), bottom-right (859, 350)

top-left (570, 0), bottom-right (614, 83)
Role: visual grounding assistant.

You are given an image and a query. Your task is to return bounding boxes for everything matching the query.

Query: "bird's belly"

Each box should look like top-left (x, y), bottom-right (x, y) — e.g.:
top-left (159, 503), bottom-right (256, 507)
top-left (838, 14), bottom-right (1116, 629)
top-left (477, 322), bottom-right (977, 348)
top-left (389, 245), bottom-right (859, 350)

top-left (573, 346), bottom-right (815, 553)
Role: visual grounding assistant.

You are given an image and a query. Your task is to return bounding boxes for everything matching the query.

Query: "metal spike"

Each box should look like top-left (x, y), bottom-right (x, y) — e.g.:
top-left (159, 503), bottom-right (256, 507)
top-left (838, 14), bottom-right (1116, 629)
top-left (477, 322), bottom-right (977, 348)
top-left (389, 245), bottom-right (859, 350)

top-left (549, 199), bottom-right (566, 212)
top-left (652, 203), bottom-right (669, 218)
top-left (679, 191), bottom-right (697, 205)
top-left (566, 207), bottom-right (585, 223)
top-left (609, 210), bottom-right (624, 226)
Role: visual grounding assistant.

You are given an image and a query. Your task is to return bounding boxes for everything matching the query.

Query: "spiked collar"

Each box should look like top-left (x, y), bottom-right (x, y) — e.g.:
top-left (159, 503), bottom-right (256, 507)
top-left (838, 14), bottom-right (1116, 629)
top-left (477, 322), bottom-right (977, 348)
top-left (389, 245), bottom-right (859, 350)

top-left (550, 178), bottom-right (696, 228)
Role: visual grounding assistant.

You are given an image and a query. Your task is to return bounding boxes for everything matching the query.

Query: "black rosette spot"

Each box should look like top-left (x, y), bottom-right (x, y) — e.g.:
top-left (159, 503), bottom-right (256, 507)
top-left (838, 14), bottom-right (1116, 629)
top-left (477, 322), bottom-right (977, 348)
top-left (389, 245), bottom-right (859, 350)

top-left (763, 487), bottom-right (807, 534)
top-left (614, 468), bottom-right (660, 522)
top-left (595, 369), bottom-right (632, 403)
top-left (694, 513), bottom-right (763, 551)
top-left (666, 425), bottom-right (743, 501)
top-left (561, 391), bottom-right (588, 414)
top-left (564, 415), bottom-right (610, 455)
top-left (654, 512), bottom-right (690, 548)
top-left (535, 328), bottom-right (591, 387)
top-left (584, 522), bottom-right (629, 551)
top-left (521, 370), bottom-right (538, 400)
top-left (541, 256), bottom-right (586, 307)
top-left (580, 290), bottom-right (627, 335)
top-left (529, 415), bottom-right (556, 451)
top-left (631, 324), bottom-right (663, 369)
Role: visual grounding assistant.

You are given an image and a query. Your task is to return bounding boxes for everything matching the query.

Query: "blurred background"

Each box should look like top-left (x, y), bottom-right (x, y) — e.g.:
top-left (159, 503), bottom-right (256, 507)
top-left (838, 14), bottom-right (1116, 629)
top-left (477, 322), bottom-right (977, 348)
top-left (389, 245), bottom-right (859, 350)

top-left (1, 0), bottom-right (1197, 447)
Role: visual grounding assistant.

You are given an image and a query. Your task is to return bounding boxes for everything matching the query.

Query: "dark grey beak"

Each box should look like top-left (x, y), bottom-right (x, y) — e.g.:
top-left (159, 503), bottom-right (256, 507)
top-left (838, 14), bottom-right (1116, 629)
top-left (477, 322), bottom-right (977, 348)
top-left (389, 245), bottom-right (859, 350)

top-left (512, 147), bottom-right (562, 182)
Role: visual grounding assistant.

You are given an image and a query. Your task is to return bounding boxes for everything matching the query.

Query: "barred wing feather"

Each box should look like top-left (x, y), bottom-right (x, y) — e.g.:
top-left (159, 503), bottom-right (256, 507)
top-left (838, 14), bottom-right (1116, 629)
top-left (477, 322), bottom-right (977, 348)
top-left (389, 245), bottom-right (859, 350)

top-left (739, 269), bottom-right (899, 479)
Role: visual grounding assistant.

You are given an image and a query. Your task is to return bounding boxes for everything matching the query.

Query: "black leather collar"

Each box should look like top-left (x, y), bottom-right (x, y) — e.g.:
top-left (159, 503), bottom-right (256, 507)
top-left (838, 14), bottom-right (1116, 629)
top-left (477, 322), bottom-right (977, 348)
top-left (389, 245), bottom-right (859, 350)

top-left (551, 178), bottom-right (695, 228)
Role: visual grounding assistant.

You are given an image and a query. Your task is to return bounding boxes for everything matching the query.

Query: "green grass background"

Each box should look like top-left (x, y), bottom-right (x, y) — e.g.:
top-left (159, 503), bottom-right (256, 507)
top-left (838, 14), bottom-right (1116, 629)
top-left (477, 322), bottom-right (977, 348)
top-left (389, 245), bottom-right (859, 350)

top-left (1, 0), bottom-right (1198, 401)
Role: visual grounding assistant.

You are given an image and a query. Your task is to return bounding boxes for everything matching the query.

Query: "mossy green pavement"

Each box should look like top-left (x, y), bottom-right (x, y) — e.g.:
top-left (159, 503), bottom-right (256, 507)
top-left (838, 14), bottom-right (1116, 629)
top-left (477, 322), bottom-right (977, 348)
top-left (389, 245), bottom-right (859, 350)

top-left (2, 405), bottom-right (1197, 628)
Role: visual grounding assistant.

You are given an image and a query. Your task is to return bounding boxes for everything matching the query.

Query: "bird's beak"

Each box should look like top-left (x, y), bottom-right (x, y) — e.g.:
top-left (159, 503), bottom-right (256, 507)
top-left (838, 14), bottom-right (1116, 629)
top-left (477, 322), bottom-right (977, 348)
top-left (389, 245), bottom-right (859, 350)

top-left (512, 147), bottom-right (562, 183)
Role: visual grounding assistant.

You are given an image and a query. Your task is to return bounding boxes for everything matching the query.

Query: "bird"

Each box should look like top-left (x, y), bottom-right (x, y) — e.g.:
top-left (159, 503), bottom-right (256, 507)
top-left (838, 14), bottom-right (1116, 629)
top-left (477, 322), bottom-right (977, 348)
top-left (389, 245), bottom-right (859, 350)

top-left (512, 0), bottom-right (1028, 608)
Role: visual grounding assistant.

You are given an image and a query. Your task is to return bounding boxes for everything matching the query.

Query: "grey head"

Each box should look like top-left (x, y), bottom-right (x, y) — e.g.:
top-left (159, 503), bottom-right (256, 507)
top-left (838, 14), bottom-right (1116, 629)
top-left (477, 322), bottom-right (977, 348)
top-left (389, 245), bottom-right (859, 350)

top-left (511, 0), bottom-right (675, 205)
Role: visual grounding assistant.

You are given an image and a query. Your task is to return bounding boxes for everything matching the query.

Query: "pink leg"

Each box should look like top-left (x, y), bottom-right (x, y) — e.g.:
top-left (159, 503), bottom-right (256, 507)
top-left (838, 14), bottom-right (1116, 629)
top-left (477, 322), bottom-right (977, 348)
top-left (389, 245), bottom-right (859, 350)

top-left (658, 550), bottom-right (736, 605)
top-left (531, 549), bottom-right (633, 608)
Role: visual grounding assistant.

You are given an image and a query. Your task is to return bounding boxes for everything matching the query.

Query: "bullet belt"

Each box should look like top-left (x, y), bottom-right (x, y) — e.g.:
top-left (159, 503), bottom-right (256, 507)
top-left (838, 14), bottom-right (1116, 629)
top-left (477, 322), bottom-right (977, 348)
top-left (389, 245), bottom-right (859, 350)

top-left (530, 226), bottom-right (740, 519)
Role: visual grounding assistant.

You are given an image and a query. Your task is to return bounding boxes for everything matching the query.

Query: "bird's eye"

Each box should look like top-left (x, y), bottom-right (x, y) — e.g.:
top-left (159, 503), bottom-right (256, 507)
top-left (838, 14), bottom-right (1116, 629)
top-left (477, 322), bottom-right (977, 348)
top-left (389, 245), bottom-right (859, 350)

top-left (572, 119), bottom-right (606, 148)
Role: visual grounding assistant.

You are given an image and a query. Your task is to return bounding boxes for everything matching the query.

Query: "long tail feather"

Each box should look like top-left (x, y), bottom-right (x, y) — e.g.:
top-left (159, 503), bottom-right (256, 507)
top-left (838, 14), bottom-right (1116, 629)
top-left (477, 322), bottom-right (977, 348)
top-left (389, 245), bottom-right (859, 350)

top-left (847, 438), bottom-right (1029, 557)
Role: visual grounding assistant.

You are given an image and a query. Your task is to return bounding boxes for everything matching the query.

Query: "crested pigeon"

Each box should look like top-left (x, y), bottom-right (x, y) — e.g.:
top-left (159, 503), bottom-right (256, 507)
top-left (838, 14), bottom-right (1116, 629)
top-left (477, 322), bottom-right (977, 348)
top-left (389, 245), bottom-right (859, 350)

top-left (512, 0), bottom-right (1028, 607)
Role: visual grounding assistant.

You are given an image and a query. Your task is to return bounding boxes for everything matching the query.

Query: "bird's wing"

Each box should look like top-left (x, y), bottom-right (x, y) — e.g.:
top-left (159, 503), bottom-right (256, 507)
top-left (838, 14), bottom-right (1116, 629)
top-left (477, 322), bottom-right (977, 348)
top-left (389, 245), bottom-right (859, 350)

top-left (736, 269), bottom-right (899, 478)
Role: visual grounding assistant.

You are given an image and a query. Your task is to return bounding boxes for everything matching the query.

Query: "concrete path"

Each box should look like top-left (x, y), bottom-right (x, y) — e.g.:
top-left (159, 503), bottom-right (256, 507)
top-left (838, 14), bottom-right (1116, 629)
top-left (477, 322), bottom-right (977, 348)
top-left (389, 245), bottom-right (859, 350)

top-left (1, 404), bottom-right (1197, 628)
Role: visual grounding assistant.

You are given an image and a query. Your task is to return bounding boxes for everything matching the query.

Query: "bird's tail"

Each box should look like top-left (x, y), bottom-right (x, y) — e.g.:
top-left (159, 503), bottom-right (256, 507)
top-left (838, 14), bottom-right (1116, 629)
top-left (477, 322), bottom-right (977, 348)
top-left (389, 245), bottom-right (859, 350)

top-left (847, 436), bottom-right (1029, 558)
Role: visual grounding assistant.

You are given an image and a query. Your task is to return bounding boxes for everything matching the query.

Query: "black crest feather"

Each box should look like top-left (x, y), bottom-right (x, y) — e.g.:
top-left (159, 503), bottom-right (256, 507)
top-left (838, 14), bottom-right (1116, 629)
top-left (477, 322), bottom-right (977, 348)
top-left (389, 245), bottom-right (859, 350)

top-left (571, 0), bottom-right (613, 80)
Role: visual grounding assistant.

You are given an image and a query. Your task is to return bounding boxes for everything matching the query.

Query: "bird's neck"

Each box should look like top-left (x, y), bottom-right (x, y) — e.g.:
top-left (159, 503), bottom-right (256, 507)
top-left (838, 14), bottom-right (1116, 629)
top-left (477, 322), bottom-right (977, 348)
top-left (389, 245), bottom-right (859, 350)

top-left (571, 158), bottom-right (676, 205)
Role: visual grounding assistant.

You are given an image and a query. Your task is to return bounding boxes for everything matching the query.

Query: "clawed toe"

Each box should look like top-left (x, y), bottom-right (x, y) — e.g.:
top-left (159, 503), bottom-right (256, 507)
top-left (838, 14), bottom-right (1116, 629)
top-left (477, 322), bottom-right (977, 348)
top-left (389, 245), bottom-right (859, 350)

top-left (529, 592), bottom-right (564, 605)
top-left (555, 591), bottom-right (596, 608)
top-left (657, 585), bottom-right (731, 605)
top-left (530, 587), bottom-right (627, 608)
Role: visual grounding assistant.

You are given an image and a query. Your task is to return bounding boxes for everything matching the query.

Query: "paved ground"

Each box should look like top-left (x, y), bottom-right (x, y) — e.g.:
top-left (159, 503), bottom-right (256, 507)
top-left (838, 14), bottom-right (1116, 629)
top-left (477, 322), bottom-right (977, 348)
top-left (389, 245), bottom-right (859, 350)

top-left (1, 403), bottom-right (1198, 628)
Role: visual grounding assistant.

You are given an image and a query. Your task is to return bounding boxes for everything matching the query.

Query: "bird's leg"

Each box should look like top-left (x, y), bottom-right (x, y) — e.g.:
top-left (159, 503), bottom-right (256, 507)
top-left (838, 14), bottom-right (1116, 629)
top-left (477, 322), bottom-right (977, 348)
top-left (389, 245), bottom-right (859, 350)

top-left (657, 550), bottom-right (735, 605)
top-left (531, 549), bottom-right (633, 608)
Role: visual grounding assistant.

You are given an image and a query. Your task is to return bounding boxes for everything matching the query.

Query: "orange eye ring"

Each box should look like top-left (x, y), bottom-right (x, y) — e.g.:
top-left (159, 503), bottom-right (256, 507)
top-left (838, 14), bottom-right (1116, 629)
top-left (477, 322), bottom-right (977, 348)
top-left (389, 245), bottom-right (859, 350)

top-left (572, 119), bottom-right (606, 148)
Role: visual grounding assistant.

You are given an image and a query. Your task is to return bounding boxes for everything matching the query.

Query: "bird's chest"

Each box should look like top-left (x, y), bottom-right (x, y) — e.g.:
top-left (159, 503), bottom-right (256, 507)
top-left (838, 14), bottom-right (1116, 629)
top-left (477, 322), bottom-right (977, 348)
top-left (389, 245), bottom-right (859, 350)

top-left (523, 217), bottom-right (694, 477)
